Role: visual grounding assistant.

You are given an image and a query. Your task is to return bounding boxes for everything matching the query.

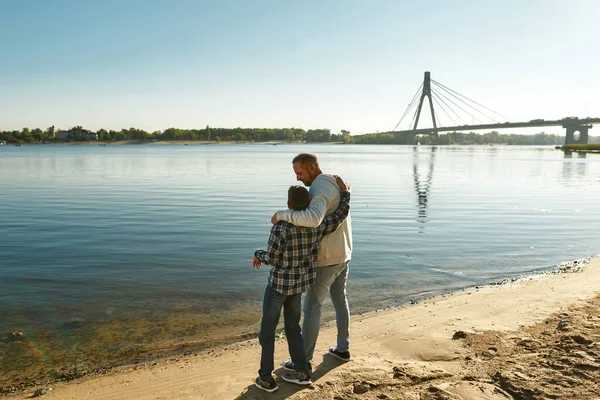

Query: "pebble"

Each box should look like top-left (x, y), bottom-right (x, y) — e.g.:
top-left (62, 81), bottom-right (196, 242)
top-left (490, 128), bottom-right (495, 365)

top-left (452, 330), bottom-right (468, 340)
top-left (353, 381), bottom-right (371, 394)
top-left (32, 387), bottom-right (52, 397)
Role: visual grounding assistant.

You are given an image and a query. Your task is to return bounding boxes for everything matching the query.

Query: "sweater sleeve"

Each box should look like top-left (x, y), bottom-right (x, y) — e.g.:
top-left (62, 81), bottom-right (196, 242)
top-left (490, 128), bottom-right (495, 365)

top-left (275, 176), bottom-right (338, 228)
top-left (275, 194), bottom-right (328, 228)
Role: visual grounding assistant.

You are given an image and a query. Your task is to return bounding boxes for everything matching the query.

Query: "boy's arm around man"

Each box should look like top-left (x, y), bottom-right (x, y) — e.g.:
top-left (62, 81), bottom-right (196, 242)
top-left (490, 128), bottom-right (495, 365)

top-left (318, 178), bottom-right (351, 238)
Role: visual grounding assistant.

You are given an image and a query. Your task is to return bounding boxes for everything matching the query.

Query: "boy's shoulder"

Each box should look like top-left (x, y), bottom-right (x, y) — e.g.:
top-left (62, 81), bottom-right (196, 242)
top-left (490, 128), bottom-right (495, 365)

top-left (274, 220), bottom-right (293, 228)
top-left (272, 220), bottom-right (294, 233)
top-left (274, 220), bottom-right (317, 233)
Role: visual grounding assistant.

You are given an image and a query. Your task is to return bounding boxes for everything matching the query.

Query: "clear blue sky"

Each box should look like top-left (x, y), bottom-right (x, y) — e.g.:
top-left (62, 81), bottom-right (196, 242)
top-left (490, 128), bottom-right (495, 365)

top-left (1, 0), bottom-right (598, 134)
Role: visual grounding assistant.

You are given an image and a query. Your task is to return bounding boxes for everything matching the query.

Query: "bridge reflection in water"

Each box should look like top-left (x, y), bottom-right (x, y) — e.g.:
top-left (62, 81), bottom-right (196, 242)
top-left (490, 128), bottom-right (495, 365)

top-left (412, 146), bottom-right (436, 233)
top-left (562, 151), bottom-right (587, 185)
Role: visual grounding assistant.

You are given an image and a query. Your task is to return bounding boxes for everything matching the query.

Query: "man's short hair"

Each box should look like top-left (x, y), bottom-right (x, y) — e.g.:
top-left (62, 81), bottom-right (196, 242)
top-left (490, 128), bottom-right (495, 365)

top-left (292, 153), bottom-right (319, 167)
top-left (288, 185), bottom-right (310, 211)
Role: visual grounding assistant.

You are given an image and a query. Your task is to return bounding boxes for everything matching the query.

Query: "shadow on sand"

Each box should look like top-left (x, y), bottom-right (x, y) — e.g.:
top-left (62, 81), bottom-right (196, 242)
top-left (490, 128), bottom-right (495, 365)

top-left (234, 355), bottom-right (347, 399)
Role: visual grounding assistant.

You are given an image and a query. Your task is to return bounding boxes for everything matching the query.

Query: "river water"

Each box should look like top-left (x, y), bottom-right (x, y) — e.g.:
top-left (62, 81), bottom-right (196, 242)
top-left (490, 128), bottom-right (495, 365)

top-left (1, 144), bottom-right (598, 384)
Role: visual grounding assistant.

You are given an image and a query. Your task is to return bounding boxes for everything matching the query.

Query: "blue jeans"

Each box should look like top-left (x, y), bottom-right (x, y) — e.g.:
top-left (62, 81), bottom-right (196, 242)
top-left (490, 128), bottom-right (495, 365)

top-left (258, 284), bottom-right (310, 380)
top-left (302, 261), bottom-right (350, 362)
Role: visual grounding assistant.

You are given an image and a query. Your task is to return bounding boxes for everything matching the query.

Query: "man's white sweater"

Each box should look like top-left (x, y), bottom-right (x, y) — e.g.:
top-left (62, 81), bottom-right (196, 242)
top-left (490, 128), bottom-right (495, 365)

top-left (276, 174), bottom-right (352, 267)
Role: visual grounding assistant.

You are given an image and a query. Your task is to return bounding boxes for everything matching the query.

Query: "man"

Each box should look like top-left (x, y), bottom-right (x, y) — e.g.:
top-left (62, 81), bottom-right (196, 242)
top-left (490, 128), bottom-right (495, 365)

top-left (272, 153), bottom-right (353, 371)
top-left (253, 176), bottom-right (351, 392)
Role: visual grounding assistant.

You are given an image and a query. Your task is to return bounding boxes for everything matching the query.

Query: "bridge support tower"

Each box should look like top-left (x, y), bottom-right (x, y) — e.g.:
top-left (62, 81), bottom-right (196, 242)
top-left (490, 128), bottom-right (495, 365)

top-left (413, 71), bottom-right (439, 142)
top-left (563, 122), bottom-right (591, 145)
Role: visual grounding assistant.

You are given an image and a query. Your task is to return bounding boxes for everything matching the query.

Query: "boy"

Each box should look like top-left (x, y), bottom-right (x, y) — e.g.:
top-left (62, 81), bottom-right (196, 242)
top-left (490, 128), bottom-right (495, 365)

top-left (253, 175), bottom-right (350, 392)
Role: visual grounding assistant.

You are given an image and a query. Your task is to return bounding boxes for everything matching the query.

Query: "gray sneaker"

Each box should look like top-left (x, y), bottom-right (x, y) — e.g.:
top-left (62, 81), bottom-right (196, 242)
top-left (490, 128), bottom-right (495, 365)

top-left (281, 360), bottom-right (312, 372)
top-left (281, 360), bottom-right (295, 371)
top-left (255, 375), bottom-right (279, 392)
top-left (328, 346), bottom-right (351, 361)
top-left (281, 371), bottom-right (312, 386)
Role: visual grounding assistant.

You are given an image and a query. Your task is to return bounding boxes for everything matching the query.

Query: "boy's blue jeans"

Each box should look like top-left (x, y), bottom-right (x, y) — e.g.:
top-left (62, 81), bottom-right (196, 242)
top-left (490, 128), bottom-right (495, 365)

top-left (258, 284), bottom-right (310, 380)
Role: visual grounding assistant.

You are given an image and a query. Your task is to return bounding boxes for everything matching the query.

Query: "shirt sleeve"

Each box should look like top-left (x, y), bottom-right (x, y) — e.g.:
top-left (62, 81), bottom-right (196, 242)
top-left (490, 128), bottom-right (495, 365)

top-left (254, 224), bottom-right (286, 268)
top-left (275, 193), bottom-right (328, 228)
top-left (320, 191), bottom-right (351, 237)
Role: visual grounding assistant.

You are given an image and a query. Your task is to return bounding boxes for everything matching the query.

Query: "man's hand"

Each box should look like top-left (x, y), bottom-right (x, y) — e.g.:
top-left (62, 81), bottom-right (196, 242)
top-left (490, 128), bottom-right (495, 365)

top-left (333, 175), bottom-right (348, 191)
top-left (253, 256), bottom-right (262, 269)
top-left (271, 213), bottom-right (278, 225)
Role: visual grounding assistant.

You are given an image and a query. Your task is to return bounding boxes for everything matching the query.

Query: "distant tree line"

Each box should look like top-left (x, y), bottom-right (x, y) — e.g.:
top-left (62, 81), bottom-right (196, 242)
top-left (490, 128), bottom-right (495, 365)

top-left (0, 126), bottom-right (342, 144)
top-left (352, 131), bottom-right (599, 145)
top-left (1, 126), bottom-right (595, 145)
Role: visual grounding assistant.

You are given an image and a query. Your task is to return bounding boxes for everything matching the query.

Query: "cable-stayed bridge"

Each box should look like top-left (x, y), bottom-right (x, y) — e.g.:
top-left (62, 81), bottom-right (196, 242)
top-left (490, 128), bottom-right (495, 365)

top-left (392, 72), bottom-right (600, 144)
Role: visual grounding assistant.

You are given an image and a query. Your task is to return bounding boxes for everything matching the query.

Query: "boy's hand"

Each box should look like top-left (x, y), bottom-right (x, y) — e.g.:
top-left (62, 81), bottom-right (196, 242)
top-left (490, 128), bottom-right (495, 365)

top-left (333, 175), bottom-right (348, 191)
top-left (253, 256), bottom-right (262, 269)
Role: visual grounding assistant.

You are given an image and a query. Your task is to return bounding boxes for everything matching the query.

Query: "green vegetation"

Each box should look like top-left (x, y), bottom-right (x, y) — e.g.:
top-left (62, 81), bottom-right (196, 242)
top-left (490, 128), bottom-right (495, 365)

top-left (0, 126), bottom-right (339, 144)
top-left (1, 126), bottom-right (598, 146)
top-left (562, 144), bottom-right (600, 151)
top-left (352, 131), bottom-right (574, 145)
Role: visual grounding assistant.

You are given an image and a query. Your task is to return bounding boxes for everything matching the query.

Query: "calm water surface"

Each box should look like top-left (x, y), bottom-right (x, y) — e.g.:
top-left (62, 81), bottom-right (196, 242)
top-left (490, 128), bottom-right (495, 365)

top-left (1, 144), bottom-right (599, 383)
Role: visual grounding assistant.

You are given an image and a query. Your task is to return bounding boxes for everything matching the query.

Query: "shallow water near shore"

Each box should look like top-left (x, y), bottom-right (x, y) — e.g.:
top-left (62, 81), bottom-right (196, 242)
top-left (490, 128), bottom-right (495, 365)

top-left (1, 144), bottom-right (599, 387)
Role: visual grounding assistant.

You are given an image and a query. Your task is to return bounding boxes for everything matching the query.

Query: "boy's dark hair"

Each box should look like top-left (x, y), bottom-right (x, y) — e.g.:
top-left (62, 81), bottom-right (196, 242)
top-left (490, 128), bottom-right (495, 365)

top-left (292, 153), bottom-right (319, 167)
top-left (288, 185), bottom-right (310, 211)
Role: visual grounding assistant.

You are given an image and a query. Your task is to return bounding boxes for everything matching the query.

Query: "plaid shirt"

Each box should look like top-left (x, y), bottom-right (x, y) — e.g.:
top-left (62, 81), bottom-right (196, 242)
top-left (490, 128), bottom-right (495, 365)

top-left (255, 191), bottom-right (351, 295)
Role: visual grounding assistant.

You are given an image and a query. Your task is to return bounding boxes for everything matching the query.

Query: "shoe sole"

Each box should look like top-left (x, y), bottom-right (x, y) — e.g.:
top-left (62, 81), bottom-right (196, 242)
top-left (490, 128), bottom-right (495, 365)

top-left (327, 350), bottom-right (351, 362)
top-left (254, 382), bottom-right (278, 393)
top-left (281, 376), bottom-right (312, 386)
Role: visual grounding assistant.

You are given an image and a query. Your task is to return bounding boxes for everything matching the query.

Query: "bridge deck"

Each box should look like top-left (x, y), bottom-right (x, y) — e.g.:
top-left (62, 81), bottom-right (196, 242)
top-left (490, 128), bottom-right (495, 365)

top-left (394, 118), bottom-right (600, 135)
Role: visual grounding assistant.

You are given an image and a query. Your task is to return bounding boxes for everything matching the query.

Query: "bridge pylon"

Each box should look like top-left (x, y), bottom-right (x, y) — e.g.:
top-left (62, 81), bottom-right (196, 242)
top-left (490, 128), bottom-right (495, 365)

top-left (413, 71), bottom-right (438, 141)
top-left (392, 73), bottom-right (600, 145)
top-left (563, 120), bottom-right (592, 145)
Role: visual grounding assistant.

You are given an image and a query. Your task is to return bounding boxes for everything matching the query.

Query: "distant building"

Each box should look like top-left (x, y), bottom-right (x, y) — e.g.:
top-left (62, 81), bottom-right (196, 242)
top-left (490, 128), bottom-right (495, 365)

top-left (56, 130), bottom-right (71, 140)
top-left (85, 132), bottom-right (98, 140)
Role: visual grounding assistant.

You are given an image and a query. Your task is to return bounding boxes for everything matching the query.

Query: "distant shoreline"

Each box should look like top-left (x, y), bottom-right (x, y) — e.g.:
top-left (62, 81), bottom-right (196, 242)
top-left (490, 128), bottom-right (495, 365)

top-left (1, 141), bottom-right (578, 147)
top-left (7, 140), bottom-right (323, 146)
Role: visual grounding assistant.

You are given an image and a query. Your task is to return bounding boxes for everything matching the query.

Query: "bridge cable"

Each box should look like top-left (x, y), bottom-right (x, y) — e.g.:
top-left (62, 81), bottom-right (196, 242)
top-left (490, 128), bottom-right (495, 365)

top-left (431, 81), bottom-right (497, 122)
top-left (408, 100), bottom-right (421, 131)
top-left (428, 98), bottom-right (442, 129)
top-left (430, 92), bottom-right (456, 126)
top-left (394, 98), bottom-right (417, 131)
top-left (434, 107), bottom-right (442, 129)
top-left (431, 91), bottom-right (467, 124)
top-left (394, 83), bottom-right (422, 130)
top-left (431, 87), bottom-right (482, 124)
top-left (393, 83), bottom-right (423, 131)
top-left (431, 90), bottom-right (467, 125)
top-left (432, 78), bottom-right (507, 120)
top-left (431, 79), bottom-right (510, 121)
top-left (430, 89), bottom-right (470, 125)
top-left (429, 92), bottom-right (448, 125)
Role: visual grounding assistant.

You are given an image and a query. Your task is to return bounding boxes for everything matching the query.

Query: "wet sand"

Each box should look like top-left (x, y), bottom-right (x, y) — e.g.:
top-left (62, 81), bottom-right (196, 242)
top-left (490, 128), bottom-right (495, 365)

top-left (4, 257), bottom-right (600, 399)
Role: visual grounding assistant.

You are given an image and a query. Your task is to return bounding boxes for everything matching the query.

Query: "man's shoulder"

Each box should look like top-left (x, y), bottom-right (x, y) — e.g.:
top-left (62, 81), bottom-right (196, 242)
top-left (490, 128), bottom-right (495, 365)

top-left (313, 174), bottom-right (336, 186)
top-left (311, 174), bottom-right (341, 198)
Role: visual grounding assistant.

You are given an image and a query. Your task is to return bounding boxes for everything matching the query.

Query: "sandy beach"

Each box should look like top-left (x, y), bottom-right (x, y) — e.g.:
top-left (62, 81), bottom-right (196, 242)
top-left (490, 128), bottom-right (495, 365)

top-left (5, 257), bottom-right (600, 399)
